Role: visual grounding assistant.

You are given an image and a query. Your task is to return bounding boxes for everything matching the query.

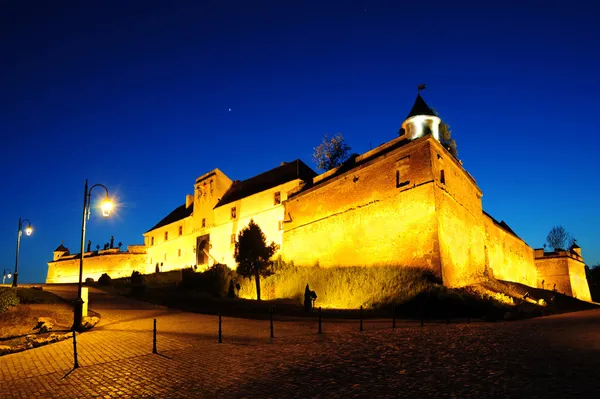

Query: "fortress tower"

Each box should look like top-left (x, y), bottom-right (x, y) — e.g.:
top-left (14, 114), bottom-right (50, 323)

top-left (282, 93), bottom-right (487, 287)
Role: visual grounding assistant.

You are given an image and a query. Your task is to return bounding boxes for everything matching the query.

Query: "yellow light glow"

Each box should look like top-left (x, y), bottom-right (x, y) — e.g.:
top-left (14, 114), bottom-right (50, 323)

top-left (25, 226), bottom-right (33, 236)
top-left (101, 199), bottom-right (113, 218)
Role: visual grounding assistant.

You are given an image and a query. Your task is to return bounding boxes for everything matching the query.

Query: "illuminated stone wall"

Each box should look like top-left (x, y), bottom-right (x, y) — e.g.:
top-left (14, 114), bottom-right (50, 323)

top-left (144, 168), bottom-right (232, 273)
top-left (144, 217), bottom-right (197, 272)
top-left (282, 137), bottom-right (441, 275)
top-left (482, 214), bottom-right (537, 286)
top-left (535, 250), bottom-right (591, 301)
top-left (211, 180), bottom-right (301, 267)
top-left (46, 247), bottom-right (148, 284)
top-left (431, 140), bottom-right (486, 287)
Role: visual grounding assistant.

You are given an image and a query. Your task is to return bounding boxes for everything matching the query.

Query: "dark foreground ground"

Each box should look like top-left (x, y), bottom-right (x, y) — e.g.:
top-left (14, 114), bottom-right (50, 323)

top-left (1, 285), bottom-right (599, 398)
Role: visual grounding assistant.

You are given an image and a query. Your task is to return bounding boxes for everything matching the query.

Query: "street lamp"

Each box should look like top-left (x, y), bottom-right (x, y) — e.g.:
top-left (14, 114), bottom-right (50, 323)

top-left (13, 217), bottom-right (33, 288)
top-left (3, 269), bottom-right (12, 285)
top-left (72, 179), bottom-right (113, 332)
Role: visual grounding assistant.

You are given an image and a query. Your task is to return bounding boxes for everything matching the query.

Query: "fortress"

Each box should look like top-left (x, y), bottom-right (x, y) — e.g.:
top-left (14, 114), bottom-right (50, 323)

top-left (46, 94), bottom-right (592, 302)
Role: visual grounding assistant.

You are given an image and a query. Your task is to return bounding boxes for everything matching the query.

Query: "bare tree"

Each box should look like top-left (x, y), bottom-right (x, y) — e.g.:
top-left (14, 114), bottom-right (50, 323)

top-left (546, 225), bottom-right (574, 250)
top-left (432, 108), bottom-right (458, 159)
top-left (313, 133), bottom-right (352, 171)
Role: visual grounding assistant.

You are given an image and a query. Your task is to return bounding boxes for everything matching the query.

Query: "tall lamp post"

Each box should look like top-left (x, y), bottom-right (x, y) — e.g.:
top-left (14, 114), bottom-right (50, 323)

top-left (13, 217), bottom-right (33, 288)
top-left (3, 269), bottom-right (13, 285)
top-left (72, 179), bottom-right (113, 332)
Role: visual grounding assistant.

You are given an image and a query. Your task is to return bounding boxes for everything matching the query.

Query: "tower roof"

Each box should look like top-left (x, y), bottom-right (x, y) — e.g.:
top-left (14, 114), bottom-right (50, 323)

top-left (54, 243), bottom-right (68, 252)
top-left (405, 94), bottom-right (437, 120)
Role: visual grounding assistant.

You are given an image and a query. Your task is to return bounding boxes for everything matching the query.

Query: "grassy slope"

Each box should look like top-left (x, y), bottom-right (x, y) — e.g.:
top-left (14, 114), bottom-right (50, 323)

top-left (100, 264), bottom-right (598, 321)
top-left (0, 287), bottom-right (72, 346)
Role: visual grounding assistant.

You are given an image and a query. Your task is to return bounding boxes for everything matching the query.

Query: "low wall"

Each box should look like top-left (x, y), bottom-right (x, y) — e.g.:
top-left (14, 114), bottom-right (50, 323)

top-left (535, 252), bottom-right (592, 301)
top-left (46, 252), bottom-right (149, 284)
top-left (482, 214), bottom-right (537, 287)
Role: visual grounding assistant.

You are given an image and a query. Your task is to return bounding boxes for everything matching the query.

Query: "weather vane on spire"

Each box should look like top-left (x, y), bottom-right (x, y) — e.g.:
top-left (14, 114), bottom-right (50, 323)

top-left (418, 83), bottom-right (427, 94)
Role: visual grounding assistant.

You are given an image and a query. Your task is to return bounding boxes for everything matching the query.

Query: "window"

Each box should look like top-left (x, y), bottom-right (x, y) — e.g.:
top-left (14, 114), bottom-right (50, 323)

top-left (151, 237), bottom-right (154, 246)
top-left (202, 218), bottom-right (206, 228)
top-left (395, 155), bottom-right (410, 188)
top-left (274, 191), bottom-right (281, 205)
top-left (230, 234), bottom-right (236, 244)
top-left (178, 249), bottom-right (181, 257)
top-left (164, 231), bottom-right (168, 241)
top-left (278, 220), bottom-right (284, 231)
top-left (231, 207), bottom-right (237, 219)
top-left (179, 225), bottom-right (183, 236)
top-left (440, 170), bottom-right (446, 185)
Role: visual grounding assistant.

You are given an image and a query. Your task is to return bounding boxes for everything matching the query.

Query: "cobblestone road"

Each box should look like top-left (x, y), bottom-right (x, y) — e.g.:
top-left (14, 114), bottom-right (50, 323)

top-left (1, 285), bottom-right (599, 398)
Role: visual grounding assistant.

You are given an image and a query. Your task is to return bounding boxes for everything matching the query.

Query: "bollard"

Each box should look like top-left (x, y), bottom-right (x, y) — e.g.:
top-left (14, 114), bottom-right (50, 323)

top-left (270, 307), bottom-right (274, 339)
top-left (73, 332), bottom-right (79, 369)
top-left (360, 305), bottom-right (363, 332)
top-left (318, 307), bottom-right (322, 334)
top-left (153, 318), bottom-right (157, 354)
top-left (218, 313), bottom-right (222, 343)
top-left (392, 305), bottom-right (396, 329)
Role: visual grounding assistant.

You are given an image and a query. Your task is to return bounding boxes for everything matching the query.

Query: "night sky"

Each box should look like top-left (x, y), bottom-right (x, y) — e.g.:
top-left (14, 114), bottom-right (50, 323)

top-left (2, 0), bottom-right (599, 283)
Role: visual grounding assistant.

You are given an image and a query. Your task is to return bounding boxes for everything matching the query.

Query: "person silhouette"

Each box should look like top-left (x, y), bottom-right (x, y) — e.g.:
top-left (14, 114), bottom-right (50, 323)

top-left (304, 284), bottom-right (312, 313)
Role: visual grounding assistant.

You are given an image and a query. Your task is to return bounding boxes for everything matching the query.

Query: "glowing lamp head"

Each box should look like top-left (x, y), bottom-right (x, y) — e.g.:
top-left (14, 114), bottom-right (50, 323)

top-left (101, 199), bottom-right (113, 218)
top-left (7, 273), bottom-right (12, 279)
top-left (25, 226), bottom-right (33, 236)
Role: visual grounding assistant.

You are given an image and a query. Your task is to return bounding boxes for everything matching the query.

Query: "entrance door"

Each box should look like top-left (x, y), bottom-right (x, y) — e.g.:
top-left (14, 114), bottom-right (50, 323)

top-left (196, 234), bottom-right (210, 266)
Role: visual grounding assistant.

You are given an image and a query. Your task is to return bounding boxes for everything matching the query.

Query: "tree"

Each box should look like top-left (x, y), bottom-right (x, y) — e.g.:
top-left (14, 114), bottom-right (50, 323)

top-left (439, 121), bottom-right (458, 159)
top-left (587, 264), bottom-right (600, 302)
top-left (234, 219), bottom-right (279, 301)
top-left (313, 133), bottom-right (352, 171)
top-left (546, 225), bottom-right (574, 250)
top-left (432, 108), bottom-right (458, 159)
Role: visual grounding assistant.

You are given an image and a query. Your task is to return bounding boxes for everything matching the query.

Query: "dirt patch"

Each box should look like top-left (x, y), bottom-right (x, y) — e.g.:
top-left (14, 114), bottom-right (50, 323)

top-left (0, 303), bottom-right (73, 346)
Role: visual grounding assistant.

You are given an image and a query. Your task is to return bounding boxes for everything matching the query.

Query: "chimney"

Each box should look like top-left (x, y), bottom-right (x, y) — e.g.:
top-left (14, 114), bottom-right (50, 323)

top-left (186, 194), bottom-right (194, 208)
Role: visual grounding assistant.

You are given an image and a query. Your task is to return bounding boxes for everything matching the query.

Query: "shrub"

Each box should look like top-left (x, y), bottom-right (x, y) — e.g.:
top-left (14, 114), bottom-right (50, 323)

top-left (0, 288), bottom-right (20, 313)
top-left (85, 277), bottom-right (94, 285)
top-left (98, 273), bottom-right (112, 286)
top-left (131, 271), bottom-right (146, 296)
top-left (182, 264), bottom-right (233, 297)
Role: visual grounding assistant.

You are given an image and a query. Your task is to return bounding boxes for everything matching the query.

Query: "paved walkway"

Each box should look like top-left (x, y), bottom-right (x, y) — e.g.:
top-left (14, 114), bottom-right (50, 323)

top-left (1, 285), bottom-right (600, 397)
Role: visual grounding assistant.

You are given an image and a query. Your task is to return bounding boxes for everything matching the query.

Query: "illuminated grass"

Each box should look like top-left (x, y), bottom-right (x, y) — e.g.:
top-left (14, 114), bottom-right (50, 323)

top-left (237, 259), bottom-right (438, 309)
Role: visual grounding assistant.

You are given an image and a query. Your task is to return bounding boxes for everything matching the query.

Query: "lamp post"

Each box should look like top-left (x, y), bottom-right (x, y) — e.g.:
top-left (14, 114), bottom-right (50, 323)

top-left (3, 269), bottom-right (12, 285)
top-left (13, 217), bottom-right (33, 288)
top-left (72, 179), bottom-right (113, 332)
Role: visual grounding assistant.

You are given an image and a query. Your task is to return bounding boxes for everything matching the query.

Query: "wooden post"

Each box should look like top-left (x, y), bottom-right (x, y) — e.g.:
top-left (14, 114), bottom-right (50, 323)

top-left (153, 318), bottom-right (157, 354)
top-left (218, 313), bottom-right (222, 343)
top-left (360, 305), bottom-right (363, 332)
top-left (318, 307), bottom-right (322, 334)
top-left (392, 305), bottom-right (396, 329)
top-left (73, 332), bottom-right (79, 369)
top-left (270, 307), bottom-right (274, 339)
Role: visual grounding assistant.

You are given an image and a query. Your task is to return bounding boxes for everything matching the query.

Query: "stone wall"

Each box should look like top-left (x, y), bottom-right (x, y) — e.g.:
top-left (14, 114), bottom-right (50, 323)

top-left (482, 214), bottom-right (537, 287)
top-left (210, 179), bottom-right (301, 267)
top-left (282, 137), bottom-right (441, 276)
top-left (535, 250), bottom-right (591, 301)
top-left (46, 250), bottom-right (149, 284)
top-left (431, 140), bottom-right (486, 287)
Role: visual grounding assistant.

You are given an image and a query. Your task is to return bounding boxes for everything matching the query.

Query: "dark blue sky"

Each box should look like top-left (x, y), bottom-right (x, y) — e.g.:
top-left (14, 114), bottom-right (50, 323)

top-left (2, 0), bottom-right (599, 283)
